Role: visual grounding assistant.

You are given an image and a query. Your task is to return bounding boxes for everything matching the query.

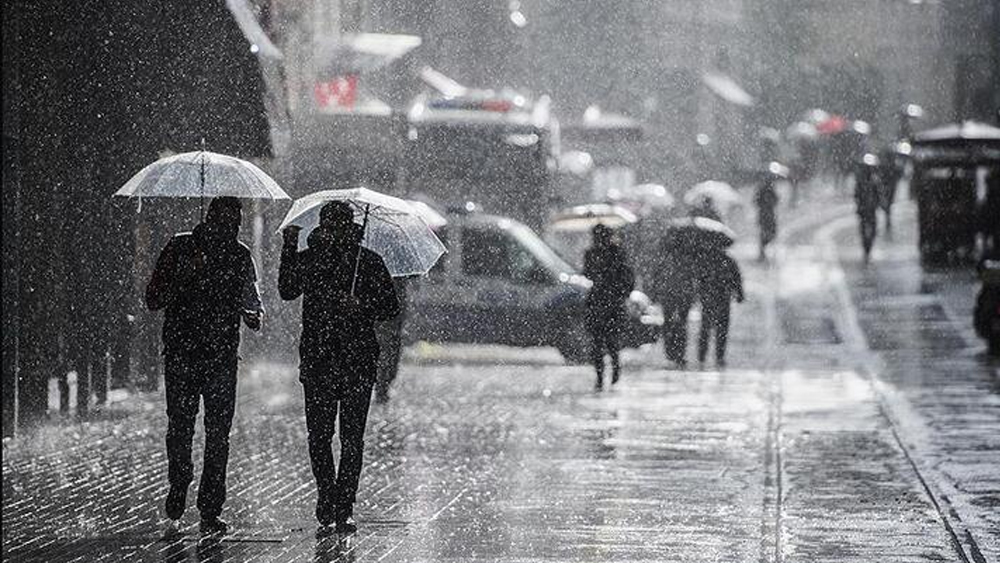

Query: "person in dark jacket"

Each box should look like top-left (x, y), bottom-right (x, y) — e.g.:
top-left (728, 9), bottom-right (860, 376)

top-left (696, 249), bottom-right (744, 367)
top-left (145, 197), bottom-right (263, 536)
top-left (650, 237), bottom-right (697, 368)
top-left (582, 224), bottom-right (635, 391)
top-left (855, 155), bottom-right (880, 263)
top-left (279, 202), bottom-right (400, 533)
top-left (755, 179), bottom-right (778, 261)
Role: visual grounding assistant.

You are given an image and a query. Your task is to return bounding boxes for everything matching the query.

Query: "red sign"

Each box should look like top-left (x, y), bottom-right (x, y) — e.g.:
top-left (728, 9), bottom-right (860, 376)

top-left (314, 75), bottom-right (358, 109)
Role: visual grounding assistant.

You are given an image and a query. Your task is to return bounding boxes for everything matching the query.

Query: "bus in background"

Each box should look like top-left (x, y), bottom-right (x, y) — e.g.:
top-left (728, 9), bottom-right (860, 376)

top-left (400, 72), bottom-right (559, 229)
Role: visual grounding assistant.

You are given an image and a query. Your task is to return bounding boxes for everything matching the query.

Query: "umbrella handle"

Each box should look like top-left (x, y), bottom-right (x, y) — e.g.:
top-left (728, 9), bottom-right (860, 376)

top-left (350, 204), bottom-right (370, 297)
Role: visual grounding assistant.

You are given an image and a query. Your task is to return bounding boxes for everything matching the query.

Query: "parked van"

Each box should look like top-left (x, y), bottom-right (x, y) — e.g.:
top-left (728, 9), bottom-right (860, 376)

top-left (405, 208), bottom-right (662, 362)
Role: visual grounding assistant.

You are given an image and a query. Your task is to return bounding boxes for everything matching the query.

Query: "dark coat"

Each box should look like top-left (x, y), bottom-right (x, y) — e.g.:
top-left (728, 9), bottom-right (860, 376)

top-left (582, 243), bottom-right (635, 333)
top-left (279, 228), bottom-right (400, 384)
top-left (650, 241), bottom-right (698, 305)
top-left (755, 182), bottom-right (778, 245)
top-left (696, 251), bottom-right (744, 319)
top-left (146, 223), bottom-right (260, 361)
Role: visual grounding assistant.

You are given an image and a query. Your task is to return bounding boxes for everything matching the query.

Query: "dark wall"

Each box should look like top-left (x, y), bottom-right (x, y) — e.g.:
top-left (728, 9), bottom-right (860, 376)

top-left (4, 0), bottom-right (271, 433)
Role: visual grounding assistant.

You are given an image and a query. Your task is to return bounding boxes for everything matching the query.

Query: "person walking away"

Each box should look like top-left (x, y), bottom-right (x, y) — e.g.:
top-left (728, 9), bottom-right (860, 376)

top-left (649, 236), bottom-right (697, 368)
top-left (696, 248), bottom-right (744, 367)
top-left (375, 276), bottom-right (410, 404)
top-left (583, 224), bottom-right (635, 391)
top-left (877, 147), bottom-right (903, 234)
top-left (754, 178), bottom-right (778, 261)
top-left (855, 155), bottom-right (880, 263)
top-left (279, 202), bottom-right (400, 533)
top-left (145, 197), bottom-right (263, 536)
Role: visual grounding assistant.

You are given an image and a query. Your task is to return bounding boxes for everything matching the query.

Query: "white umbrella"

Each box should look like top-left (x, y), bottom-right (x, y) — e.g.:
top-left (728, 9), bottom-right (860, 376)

top-left (278, 188), bottom-right (446, 285)
top-left (114, 150), bottom-right (290, 202)
top-left (683, 181), bottom-right (742, 206)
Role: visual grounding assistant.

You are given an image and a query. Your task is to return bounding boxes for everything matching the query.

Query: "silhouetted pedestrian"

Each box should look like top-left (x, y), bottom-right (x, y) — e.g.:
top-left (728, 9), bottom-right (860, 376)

top-left (583, 224), bottom-right (635, 390)
top-left (696, 249), bottom-right (744, 367)
top-left (145, 197), bottom-right (263, 536)
top-left (375, 277), bottom-right (410, 404)
top-left (754, 179), bottom-right (778, 260)
top-left (279, 202), bottom-right (400, 534)
top-left (877, 148), bottom-right (903, 233)
top-left (649, 238), bottom-right (697, 368)
top-left (855, 155), bottom-right (880, 263)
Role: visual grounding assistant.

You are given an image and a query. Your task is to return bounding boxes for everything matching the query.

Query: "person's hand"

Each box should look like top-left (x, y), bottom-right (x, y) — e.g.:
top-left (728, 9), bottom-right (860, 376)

top-left (243, 310), bottom-right (263, 331)
top-left (282, 225), bottom-right (302, 245)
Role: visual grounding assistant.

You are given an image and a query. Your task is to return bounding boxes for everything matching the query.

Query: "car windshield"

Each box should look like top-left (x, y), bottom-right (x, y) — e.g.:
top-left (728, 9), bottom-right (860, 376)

top-left (506, 223), bottom-right (576, 276)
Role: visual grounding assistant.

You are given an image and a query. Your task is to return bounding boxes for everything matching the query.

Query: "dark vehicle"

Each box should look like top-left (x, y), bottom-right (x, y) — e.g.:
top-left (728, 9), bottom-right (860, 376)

top-left (402, 89), bottom-right (558, 229)
top-left (974, 259), bottom-right (1000, 356)
top-left (404, 209), bottom-right (661, 363)
top-left (910, 121), bottom-right (1000, 263)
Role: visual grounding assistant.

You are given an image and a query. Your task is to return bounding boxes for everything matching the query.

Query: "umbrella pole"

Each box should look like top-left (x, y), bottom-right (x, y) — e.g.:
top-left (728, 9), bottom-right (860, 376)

top-left (199, 139), bottom-right (206, 222)
top-left (350, 204), bottom-right (370, 297)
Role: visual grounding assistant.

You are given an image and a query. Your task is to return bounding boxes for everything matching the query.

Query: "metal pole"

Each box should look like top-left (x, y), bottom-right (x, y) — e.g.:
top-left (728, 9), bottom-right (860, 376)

top-left (350, 204), bottom-right (369, 296)
top-left (200, 138), bottom-right (206, 221)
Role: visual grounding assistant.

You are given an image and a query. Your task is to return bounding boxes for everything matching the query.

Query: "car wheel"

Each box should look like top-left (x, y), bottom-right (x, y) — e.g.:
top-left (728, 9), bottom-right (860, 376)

top-left (555, 317), bottom-right (591, 365)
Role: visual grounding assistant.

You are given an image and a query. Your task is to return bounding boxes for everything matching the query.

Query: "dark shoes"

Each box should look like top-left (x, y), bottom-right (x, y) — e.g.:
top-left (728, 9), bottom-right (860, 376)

top-left (165, 486), bottom-right (187, 520)
top-left (200, 517), bottom-right (229, 536)
top-left (335, 516), bottom-right (358, 534)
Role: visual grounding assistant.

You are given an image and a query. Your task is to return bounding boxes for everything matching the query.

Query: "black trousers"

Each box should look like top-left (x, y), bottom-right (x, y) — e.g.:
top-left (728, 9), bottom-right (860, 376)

top-left (661, 297), bottom-right (693, 363)
top-left (302, 373), bottom-right (374, 519)
top-left (698, 306), bottom-right (731, 363)
top-left (164, 354), bottom-right (237, 520)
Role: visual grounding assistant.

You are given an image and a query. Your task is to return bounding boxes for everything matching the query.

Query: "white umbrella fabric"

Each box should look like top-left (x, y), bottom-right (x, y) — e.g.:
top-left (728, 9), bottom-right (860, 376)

top-left (114, 151), bottom-right (290, 202)
top-left (278, 188), bottom-right (446, 281)
top-left (683, 181), bottom-right (742, 206)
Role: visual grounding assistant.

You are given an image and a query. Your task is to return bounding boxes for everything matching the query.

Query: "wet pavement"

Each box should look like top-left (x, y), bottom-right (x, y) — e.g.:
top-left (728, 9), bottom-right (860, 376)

top-left (3, 193), bottom-right (998, 562)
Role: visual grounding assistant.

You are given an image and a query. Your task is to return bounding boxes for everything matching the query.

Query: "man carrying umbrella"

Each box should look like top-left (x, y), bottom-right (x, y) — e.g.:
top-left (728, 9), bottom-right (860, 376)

top-left (145, 196), bottom-right (263, 536)
top-left (279, 202), bottom-right (401, 533)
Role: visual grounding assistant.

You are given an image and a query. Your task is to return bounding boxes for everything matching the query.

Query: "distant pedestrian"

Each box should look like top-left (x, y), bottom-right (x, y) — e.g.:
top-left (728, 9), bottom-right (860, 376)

top-left (375, 277), bottom-right (410, 404)
top-left (649, 237), bottom-right (697, 368)
top-left (145, 197), bottom-right (263, 536)
top-left (583, 224), bottom-right (635, 391)
top-left (855, 155), bottom-right (880, 263)
top-left (877, 148), bottom-right (903, 233)
top-left (696, 249), bottom-right (744, 367)
top-left (279, 202), bottom-right (400, 534)
top-left (754, 178), bottom-right (778, 261)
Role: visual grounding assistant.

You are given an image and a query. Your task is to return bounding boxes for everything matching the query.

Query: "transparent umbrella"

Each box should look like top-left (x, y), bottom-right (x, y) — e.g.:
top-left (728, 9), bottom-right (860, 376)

top-left (278, 188), bottom-right (446, 286)
top-left (113, 150), bottom-right (290, 218)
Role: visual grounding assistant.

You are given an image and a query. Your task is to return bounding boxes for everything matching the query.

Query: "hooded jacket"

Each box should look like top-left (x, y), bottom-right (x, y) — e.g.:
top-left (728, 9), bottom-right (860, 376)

top-left (279, 226), bottom-right (400, 379)
top-left (146, 223), bottom-right (261, 361)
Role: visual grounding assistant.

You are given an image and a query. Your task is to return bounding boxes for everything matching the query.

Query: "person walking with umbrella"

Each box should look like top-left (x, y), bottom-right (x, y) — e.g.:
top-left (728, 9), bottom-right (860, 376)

top-left (279, 202), bottom-right (401, 533)
top-left (855, 154), bottom-right (881, 263)
top-left (122, 148), bottom-right (288, 537)
top-left (754, 176), bottom-right (779, 261)
top-left (145, 197), bottom-right (264, 536)
top-left (649, 235), bottom-right (697, 368)
top-left (695, 248), bottom-right (744, 367)
top-left (583, 224), bottom-right (635, 391)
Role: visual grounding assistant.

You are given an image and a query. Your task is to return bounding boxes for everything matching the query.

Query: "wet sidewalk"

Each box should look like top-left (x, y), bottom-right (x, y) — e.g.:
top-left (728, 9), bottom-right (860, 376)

top-left (3, 193), bottom-right (997, 562)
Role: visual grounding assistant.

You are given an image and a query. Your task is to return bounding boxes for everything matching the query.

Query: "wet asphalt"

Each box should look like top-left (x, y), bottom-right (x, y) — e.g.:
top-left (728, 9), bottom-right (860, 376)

top-left (3, 191), bottom-right (998, 562)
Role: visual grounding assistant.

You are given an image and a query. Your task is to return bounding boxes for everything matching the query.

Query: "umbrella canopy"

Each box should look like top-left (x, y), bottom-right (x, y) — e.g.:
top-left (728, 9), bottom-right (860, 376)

top-left (114, 150), bottom-right (290, 201)
top-left (816, 115), bottom-right (849, 135)
top-left (684, 181), bottom-right (742, 206)
top-left (549, 204), bottom-right (639, 232)
top-left (278, 188), bottom-right (446, 278)
top-left (702, 71), bottom-right (755, 107)
top-left (607, 183), bottom-right (676, 211)
top-left (405, 200), bottom-right (448, 229)
top-left (663, 217), bottom-right (736, 249)
top-left (786, 121), bottom-right (819, 141)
